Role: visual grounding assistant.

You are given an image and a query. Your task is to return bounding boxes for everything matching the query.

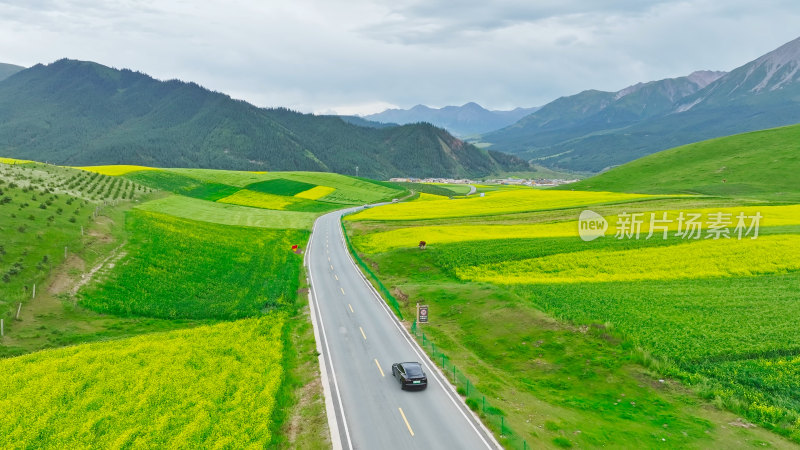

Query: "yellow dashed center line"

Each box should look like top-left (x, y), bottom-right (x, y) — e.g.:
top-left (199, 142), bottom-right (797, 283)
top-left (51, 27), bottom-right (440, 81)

top-left (348, 303), bottom-right (353, 312)
top-left (340, 287), bottom-right (345, 295)
top-left (335, 274), bottom-right (339, 281)
top-left (330, 265), bottom-right (334, 270)
top-left (398, 408), bottom-right (414, 436)
top-left (359, 327), bottom-right (366, 340)
top-left (374, 359), bottom-right (385, 377)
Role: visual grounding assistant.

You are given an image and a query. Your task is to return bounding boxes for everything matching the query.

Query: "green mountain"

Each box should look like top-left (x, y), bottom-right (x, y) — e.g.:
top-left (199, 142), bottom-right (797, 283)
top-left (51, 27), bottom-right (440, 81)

top-left (0, 59), bottom-right (529, 179)
top-left (563, 123), bottom-right (800, 202)
top-left (0, 62), bottom-right (24, 81)
top-left (483, 36), bottom-right (800, 173)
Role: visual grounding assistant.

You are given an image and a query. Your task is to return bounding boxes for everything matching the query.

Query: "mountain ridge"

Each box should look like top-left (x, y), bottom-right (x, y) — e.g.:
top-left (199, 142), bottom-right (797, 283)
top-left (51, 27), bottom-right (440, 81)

top-left (0, 62), bottom-right (25, 81)
top-left (481, 36), bottom-right (800, 172)
top-left (0, 59), bottom-right (530, 179)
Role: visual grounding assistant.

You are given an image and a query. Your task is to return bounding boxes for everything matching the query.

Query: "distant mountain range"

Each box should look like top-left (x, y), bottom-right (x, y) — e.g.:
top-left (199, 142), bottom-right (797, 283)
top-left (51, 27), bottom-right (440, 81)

top-left (0, 63), bottom-right (24, 81)
top-left (363, 102), bottom-right (540, 137)
top-left (0, 59), bottom-right (530, 179)
top-left (482, 36), bottom-right (800, 172)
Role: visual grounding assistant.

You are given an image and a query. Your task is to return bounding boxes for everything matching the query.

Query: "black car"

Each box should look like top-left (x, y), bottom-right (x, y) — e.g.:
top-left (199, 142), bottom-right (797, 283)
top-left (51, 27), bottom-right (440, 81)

top-left (391, 361), bottom-right (428, 390)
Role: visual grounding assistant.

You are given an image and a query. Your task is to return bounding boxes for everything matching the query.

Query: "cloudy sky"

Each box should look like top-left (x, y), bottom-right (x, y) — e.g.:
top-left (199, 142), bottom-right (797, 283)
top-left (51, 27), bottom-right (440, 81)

top-left (2, 0), bottom-right (799, 115)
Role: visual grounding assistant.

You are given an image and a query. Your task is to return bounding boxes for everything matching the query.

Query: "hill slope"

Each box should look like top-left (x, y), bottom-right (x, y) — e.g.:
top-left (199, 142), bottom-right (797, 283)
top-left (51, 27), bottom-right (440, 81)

top-left (563, 123), bottom-right (800, 201)
top-left (0, 59), bottom-right (529, 179)
top-left (0, 62), bottom-right (24, 81)
top-left (484, 36), bottom-right (800, 172)
top-left (365, 102), bottom-right (540, 136)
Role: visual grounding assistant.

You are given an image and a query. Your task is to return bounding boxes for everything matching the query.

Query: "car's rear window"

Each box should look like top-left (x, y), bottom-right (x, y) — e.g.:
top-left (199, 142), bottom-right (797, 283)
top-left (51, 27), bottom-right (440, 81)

top-left (405, 364), bottom-right (423, 376)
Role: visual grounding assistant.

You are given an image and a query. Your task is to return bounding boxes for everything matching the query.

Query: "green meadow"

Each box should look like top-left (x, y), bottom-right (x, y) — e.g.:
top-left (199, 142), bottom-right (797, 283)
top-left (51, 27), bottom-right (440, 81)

top-left (0, 161), bottom-right (399, 447)
top-left (345, 126), bottom-right (800, 448)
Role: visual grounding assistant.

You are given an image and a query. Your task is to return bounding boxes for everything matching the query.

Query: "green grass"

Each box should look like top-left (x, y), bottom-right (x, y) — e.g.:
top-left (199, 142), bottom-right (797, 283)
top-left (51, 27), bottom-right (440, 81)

top-left (136, 195), bottom-right (318, 229)
top-left (167, 169), bottom-right (407, 204)
top-left (346, 184), bottom-right (800, 446)
top-left (396, 182), bottom-right (462, 197)
top-left (246, 178), bottom-right (316, 196)
top-left (0, 162), bottom-right (148, 311)
top-left (353, 243), bottom-right (796, 448)
top-left (123, 170), bottom-right (239, 201)
top-left (1, 162), bottom-right (330, 447)
top-left (80, 210), bottom-right (308, 320)
top-left (564, 124), bottom-right (800, 202)
top-left (516, 273), bottom-right (800, 364)
top-left (427, 183), bottom-right (472, 195)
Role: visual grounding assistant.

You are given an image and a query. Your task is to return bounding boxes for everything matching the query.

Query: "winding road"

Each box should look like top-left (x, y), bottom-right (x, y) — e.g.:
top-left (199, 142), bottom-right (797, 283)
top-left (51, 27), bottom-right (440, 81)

top-left (305, 208), bottom-right (499, 450)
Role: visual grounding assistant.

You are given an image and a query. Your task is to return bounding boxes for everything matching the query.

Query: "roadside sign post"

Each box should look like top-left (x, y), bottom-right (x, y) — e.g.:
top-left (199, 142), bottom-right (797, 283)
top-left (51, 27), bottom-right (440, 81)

top-left (417, 303), bottom-right (428, 324)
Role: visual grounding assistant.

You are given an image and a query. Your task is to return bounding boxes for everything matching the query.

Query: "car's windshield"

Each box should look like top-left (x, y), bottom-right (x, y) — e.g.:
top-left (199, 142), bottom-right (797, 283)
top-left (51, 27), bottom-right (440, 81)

top-left (404, 364), bottom-right (423, 377)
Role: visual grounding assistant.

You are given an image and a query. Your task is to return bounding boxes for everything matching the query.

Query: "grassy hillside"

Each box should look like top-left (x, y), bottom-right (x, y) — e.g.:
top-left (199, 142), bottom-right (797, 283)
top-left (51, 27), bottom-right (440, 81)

top-left (0, 63), bottom-right (24, 81)
top-left (344, 186), bottom-right (800, 447)
top-left (0, 59), bottom-right (530, 178)
top-left (564, 124), bottom-right (800, 201)
top-left (0, 160), bottom-right (335, 447)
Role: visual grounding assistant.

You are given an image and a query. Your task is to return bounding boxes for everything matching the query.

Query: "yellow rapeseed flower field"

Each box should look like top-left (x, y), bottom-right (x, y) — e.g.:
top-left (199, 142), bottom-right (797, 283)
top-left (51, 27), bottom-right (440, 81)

top-left (347, 189), bottom-right (658, 221)
top-left (0, 317), bottom-right (286, 448)
top-left (75, 165), bottom-right (160, 176)
top-left (416, 192), bottom-right (449, 201)
top-left (0, 157), bottom-right (33, 164)
top-left (217, 189), bottom-right (298, 210)
top-left (355, 222), bottom-right (578, 253)
top-left (294, 185), bottom-right (336, 200)
top-left (354, 204), bottom-right (800, 252)
top-left (456, 234), bottom-right (800, 284)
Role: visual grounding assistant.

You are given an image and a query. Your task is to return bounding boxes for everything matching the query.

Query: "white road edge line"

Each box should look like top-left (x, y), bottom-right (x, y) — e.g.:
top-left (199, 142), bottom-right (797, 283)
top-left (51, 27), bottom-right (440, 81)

top-left (336, 211), bottom-right (501, 450)
top-left (306, 218), bottom-right (353, 450)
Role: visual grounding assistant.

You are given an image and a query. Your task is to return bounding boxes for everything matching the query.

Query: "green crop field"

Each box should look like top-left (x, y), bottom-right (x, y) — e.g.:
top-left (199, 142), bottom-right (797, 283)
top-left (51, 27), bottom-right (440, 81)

top-left (165, 168), bottom-right (407, 204)
top-left (1, 159), bottom-right (335, 447)
top-left (397, 182), bottom-right (469, 197)
top-left (246, 178), bottom-right (317, 196)
top-left (80, 210), bottom-right (308, 319)
top-left (122, 170), bottom-right (241, 201)
top-left (345, 155), bottom-right (800, 448)
top-left (135, 195), bottom-right (319, 229)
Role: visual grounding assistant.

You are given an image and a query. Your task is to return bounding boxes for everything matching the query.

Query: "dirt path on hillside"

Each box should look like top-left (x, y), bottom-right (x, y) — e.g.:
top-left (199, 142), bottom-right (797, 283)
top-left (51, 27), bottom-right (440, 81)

top-left (70, 244), bottom-right (126, 295)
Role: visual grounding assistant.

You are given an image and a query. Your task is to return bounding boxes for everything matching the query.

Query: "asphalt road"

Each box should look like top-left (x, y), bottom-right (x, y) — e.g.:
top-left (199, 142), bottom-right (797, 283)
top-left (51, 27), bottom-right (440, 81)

top-left (305, 208), bottom-right (499, 450)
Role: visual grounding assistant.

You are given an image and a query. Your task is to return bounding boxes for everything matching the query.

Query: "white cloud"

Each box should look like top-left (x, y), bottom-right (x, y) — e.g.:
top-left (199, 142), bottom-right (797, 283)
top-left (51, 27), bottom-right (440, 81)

top-left (0, 0), bottom-right (798, 112)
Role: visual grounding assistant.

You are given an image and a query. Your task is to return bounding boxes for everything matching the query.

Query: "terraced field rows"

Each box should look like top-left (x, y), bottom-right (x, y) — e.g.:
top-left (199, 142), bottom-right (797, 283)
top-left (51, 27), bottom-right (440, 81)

top-left (346, 186), bottom-right (800, 445)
